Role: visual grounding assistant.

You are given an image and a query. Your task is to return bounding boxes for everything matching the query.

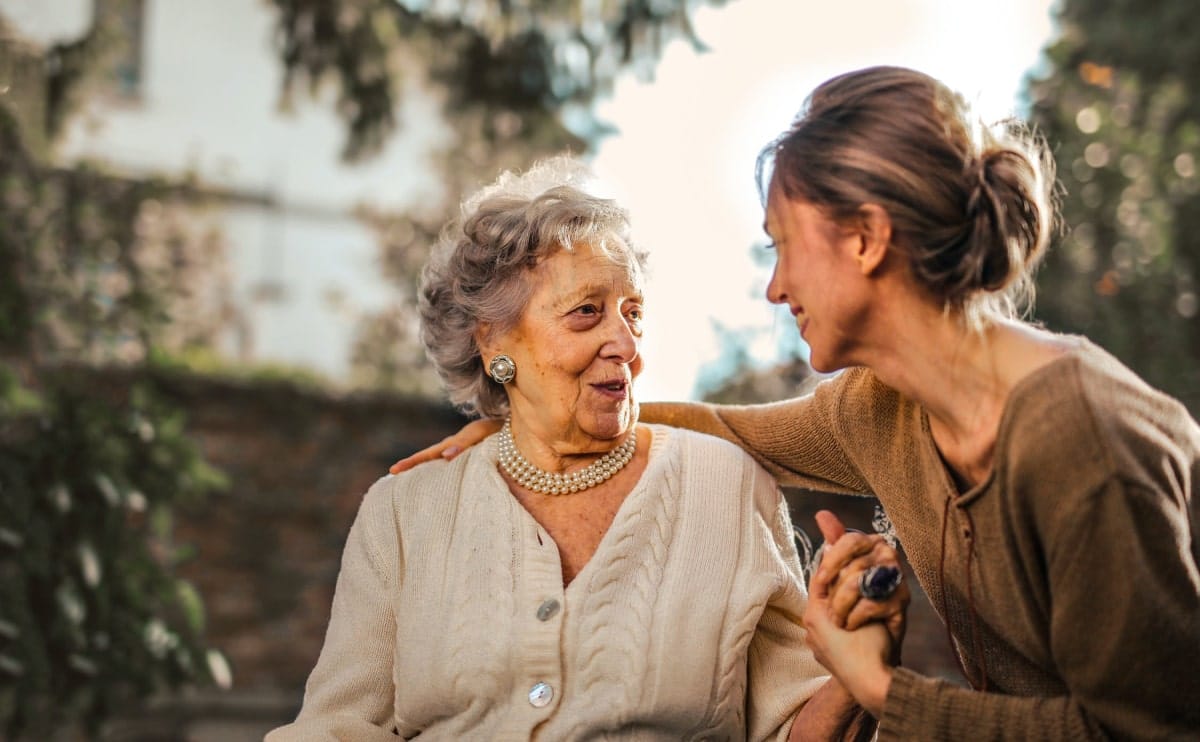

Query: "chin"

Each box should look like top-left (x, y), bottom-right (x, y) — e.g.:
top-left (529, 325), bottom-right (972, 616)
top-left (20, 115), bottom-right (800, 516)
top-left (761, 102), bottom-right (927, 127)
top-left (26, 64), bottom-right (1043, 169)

top-left (585, 405), bottom-right (636, 441)
top-left (806, 349), bottom-right (847, 375)
top-left (808, 357), bottom-right (836, 374)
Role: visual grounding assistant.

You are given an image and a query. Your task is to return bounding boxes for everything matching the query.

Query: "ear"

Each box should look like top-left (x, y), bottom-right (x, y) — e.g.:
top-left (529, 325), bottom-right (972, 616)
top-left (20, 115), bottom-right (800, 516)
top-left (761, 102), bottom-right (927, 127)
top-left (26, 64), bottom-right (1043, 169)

top-left (854, 204), bottom-right (892, 276)
top-left (475, 322), bottom-right (496, 358)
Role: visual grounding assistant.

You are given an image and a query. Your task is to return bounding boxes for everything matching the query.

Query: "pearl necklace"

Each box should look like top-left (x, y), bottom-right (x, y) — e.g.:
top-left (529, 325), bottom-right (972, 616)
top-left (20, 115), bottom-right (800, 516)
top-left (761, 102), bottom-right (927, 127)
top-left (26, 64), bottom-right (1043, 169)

top-left (496, 418), bottom-right (637, 495)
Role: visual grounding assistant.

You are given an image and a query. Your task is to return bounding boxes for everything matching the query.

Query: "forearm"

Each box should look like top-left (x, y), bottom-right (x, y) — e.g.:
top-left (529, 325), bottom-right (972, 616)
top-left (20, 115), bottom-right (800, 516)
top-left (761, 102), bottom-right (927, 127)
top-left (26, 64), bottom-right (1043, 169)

top-left (788, 678), bottom-right (876, 742)
top-left (642, 400), bottom-right (800, 485)
top-left (641, 382), bottom-right (869, 494)
top-left (878, 668), bottom-right (1108, 741)
top-left (640, 401), bottom-right (734, 438)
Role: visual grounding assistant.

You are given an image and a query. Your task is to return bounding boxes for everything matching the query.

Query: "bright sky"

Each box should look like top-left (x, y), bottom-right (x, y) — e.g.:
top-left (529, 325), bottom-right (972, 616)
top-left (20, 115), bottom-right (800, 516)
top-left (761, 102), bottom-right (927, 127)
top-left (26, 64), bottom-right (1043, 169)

top-left (590, 0), bottom-right (1058, 401)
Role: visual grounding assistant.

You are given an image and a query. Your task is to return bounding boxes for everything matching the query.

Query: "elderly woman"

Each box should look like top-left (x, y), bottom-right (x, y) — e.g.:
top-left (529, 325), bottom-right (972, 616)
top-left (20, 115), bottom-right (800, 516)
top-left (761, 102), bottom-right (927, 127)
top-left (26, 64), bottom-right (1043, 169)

top-left (266, 158), bottom-right (888, 741)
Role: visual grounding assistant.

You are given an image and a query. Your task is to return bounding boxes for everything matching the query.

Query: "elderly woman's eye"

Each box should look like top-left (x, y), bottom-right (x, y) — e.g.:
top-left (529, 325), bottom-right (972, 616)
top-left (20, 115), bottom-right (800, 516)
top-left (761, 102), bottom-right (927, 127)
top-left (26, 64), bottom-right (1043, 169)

top-left (574, 304), bottom-right (600, 316)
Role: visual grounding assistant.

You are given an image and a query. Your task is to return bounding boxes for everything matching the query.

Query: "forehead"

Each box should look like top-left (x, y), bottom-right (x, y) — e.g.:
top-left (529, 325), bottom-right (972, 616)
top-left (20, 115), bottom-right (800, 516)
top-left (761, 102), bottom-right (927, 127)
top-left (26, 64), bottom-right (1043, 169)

top-left (763, 187), bottom-right (793, 236)
top-left (532, 241), bottom-right (643, 296)
top-left (764, 188), bottom-right (842, 238)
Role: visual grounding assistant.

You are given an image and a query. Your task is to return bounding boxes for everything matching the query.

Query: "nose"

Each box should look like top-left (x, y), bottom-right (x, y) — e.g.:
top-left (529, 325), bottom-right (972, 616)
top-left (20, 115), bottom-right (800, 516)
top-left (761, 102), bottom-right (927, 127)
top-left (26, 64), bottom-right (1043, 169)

top-left (766, 262), bottom-right (787, 305)
top-left (601, 312), bottom-right (640, 364)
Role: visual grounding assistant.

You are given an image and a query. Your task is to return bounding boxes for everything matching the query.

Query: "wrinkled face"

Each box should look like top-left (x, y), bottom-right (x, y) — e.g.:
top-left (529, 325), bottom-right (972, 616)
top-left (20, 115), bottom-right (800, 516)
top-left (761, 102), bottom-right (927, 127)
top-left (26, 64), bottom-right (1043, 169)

top-left (485, 240), bottom-right (644, 452)
top-left (764, 188), bottom-right (870, 373)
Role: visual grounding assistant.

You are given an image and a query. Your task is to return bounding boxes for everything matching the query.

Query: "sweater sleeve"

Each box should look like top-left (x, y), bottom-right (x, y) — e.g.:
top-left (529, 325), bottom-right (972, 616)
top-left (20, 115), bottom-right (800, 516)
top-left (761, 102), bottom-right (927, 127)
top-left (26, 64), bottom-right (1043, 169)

top-left (744, 464), bottom-right (835, 742)
top-left (265, 479), bottom-right (400, 742)
top-left (880, 475), bottom-right (1200, 741)
top-left (640, 373), bottom-right (870, 495)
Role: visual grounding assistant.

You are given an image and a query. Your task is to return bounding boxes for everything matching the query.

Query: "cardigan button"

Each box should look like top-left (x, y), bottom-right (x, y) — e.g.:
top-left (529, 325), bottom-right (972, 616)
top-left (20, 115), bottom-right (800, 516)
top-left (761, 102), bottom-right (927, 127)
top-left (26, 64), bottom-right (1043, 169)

top-left (536, 599), bottom-right (560, 621)
top-left (528, 681), bottom-right (554, 707)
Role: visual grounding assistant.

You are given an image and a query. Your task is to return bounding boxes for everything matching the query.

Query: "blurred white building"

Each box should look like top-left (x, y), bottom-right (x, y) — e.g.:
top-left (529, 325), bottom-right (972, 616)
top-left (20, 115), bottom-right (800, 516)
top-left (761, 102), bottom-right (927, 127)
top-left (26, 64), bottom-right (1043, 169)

top-left (0, 0), bottom-right (449, 381)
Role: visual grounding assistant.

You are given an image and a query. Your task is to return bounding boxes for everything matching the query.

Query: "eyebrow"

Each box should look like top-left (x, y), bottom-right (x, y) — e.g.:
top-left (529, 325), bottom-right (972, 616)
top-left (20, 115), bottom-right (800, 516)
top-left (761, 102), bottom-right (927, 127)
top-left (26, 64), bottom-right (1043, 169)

top-left (556, 281), bottom-right (644, 308)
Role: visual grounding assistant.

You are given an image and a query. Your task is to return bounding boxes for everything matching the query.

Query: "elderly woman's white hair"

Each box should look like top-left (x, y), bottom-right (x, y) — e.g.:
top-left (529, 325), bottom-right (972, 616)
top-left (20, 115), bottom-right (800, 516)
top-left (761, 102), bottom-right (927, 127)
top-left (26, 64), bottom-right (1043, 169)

top-left (418, 155), bottom-right (648, 419)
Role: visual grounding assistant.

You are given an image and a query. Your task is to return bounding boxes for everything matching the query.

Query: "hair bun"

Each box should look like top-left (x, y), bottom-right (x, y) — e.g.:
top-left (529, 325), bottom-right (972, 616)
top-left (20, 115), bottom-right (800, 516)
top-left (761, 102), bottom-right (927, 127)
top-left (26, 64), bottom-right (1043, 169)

top-left (960, 144), bottom-right (1052, 297)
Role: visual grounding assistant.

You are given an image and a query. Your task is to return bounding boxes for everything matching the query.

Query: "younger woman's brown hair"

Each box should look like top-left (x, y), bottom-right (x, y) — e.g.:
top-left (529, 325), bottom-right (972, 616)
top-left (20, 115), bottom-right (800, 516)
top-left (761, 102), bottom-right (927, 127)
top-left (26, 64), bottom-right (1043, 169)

top-left (759, 65), bottom-right (1058, 326)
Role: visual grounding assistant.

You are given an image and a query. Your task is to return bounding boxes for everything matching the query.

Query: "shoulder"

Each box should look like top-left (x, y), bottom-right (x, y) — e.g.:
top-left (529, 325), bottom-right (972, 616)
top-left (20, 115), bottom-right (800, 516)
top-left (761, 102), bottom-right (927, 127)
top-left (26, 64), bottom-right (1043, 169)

top-left (648, 424), bottom-right (767, 478)
top-left (1002, 340), bottom-right (1199, 496)
top-left (646, 424), bottom-right (783, 512)
top-left (654, 423), bottom-right (752, 457)
top-left (1010, 340), bottom-right (1197, 453)
top-left (1068, 342), bottom-right (1198, 444)
top-left (362, 444), bottom-right (493, 524)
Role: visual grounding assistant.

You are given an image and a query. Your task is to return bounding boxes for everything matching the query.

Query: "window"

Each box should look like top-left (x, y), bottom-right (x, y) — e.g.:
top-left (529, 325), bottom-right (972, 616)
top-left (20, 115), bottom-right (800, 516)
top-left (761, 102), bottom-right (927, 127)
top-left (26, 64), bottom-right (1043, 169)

top-left (97, 0), bottom-right (145, 99)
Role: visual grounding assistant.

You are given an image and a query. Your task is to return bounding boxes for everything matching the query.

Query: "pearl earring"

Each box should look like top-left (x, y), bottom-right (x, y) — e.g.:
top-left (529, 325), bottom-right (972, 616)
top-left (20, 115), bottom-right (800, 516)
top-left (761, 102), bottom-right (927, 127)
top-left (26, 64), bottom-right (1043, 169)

top-left (488, 354), bottom-right (516, 384)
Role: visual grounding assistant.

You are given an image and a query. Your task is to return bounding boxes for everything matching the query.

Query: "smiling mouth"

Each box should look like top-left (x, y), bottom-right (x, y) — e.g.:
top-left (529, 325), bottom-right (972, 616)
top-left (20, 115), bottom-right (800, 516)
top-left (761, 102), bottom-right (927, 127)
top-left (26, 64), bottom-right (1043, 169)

top-left (793, 310), bottom-right (809, 336)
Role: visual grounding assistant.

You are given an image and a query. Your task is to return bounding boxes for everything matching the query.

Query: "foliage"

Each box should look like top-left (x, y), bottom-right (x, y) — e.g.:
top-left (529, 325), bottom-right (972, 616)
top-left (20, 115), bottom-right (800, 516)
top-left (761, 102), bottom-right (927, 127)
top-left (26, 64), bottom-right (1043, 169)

top-left (1028, 0), bottom-right (1200, 413)
top-left (0, 104), bottom-right (232, 367)
top-left (0, 367), bottom-right (227, 739)
top-left (270, 0), bottom-right (727, 160)
top-left (1, 20), bottom-right (230, 736)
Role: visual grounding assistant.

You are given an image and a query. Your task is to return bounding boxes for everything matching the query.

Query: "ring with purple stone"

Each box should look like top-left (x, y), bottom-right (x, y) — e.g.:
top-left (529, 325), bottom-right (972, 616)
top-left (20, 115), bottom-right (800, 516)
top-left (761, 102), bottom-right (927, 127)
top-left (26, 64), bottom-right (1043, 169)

top-left (858, 565), bottom-right (903, 601)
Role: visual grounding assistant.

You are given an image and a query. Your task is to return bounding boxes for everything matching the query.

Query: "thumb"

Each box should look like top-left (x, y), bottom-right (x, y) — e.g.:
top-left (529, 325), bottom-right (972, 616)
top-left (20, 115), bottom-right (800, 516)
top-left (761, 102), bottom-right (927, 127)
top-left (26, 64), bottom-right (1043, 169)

top-left (814, 509), bottom-right (847, 545)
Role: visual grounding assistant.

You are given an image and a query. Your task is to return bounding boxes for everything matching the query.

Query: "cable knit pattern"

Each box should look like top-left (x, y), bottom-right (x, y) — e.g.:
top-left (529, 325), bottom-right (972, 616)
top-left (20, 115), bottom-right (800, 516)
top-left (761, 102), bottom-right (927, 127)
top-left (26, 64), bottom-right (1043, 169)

top-left (267, 425), bottom-right (829, 741)
top-left (566, 430), bottom-right (679, 733)
top-left (644, 338), bottom-right (1200, 741)
top-left (692, 463), bottom-right (768, 738)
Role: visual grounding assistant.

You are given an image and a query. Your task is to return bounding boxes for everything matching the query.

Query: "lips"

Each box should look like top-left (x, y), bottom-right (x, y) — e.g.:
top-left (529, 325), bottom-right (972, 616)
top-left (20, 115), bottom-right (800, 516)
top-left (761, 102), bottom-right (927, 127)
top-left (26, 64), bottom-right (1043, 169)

top-left (591, 379), bottom-right (629, 399)
top-left (790, 306), bottom-right (809, 336)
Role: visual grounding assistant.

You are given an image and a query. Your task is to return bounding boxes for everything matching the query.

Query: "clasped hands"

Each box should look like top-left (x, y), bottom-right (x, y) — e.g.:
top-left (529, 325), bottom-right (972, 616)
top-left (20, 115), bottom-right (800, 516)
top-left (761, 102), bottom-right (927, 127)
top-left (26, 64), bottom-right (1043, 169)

top-left (805, 510), bottom-right (909, 718)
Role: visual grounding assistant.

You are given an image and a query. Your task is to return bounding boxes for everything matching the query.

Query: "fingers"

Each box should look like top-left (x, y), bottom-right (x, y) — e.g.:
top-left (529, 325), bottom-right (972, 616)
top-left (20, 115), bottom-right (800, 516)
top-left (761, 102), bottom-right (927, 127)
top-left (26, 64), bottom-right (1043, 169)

top-left (884, 593), bottom-right (909, 650)
top-left (825, 544), bottom-right (894, 617)
top-left (802, 586), bottom-right (835, 670)
top-left (823, 539), bottom-right (907, 631)
top-left (389, 441), bottom-right (453, 474)
top-left (805, 511), bottom-right (910, 676)
top-left (844, 581), bottom-right (910, 633)
top-left (814, 510), bottom-right (847, 544)
top-left (813, 529), bottom-right (884, 594)
top-left (808, 511), bottom-right (849, 599)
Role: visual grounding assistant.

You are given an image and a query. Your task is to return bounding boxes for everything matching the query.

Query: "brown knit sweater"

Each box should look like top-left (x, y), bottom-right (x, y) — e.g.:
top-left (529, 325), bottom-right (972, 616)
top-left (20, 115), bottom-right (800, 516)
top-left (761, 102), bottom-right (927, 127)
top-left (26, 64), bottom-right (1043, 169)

top-left (645, 338), bottom-right (1200, 741)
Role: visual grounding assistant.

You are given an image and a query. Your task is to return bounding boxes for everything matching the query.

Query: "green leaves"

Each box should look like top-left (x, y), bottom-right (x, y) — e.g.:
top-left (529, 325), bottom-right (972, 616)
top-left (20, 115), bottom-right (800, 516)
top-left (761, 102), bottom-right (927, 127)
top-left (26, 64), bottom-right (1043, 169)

top-left (0, 68), bottom-right (227, 733)
top-left (1029, 0), bottom-right (1200, 413)
top-left (0, 370), bottom-right (225, 738)
top-left (269, 0), bottom-right (723, 160)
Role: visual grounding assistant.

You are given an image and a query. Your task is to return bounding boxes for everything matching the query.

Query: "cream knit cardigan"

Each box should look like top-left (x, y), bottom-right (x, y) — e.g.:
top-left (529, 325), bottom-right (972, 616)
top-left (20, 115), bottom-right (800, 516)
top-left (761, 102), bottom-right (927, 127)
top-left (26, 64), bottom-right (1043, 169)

top-left (267, 425), bottom-right (828, 741)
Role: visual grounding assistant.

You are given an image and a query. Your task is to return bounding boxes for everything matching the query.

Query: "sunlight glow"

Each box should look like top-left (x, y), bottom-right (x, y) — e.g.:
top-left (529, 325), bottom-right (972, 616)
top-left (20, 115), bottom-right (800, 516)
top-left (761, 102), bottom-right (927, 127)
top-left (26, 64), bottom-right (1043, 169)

top-left (591, 0), bottom-right (1057, 400)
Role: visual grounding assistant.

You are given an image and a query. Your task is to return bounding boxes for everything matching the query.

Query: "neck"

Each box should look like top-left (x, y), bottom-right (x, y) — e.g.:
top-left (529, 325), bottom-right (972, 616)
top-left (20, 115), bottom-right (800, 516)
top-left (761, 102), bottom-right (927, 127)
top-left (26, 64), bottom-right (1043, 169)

top-left (498, 418), bottom-right (638, 496)
top-left (507, 416), bottom-right (635, 474)
top-left (869, 312), bottom-right (1006, 434)
top-left (859, 304), bottom-right (1066, 486)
